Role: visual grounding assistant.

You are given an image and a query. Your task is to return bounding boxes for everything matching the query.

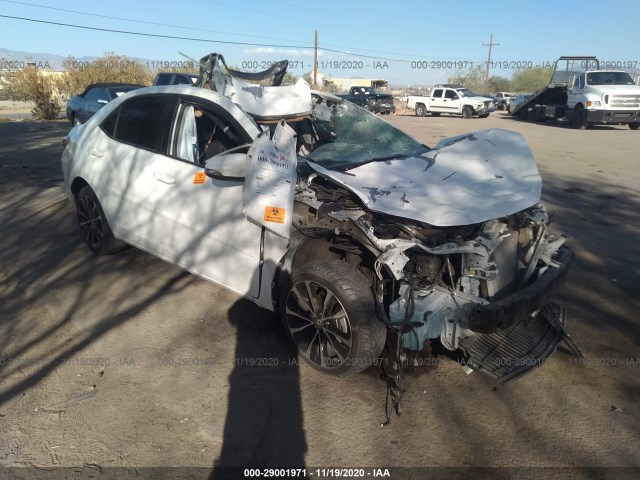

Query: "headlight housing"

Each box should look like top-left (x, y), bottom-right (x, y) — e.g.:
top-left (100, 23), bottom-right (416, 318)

top-left (585, 100), bottom-right (602, 108)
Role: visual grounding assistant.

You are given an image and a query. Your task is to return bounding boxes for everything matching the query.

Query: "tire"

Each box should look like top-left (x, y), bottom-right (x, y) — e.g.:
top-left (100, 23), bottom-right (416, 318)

top-left (281, 260), bottom-right (386, 377)
top-left (629, 123), bottom-right (640, 130)
top-left (415, 104), bottom-right (426, 117)
top-left (478, 113), bottom-right (490, 118)
top-left (570, 105), bottom-right (588, 129)
top-left (462, 106), bottom-right (473, 119)
top-left (70, 113), bottom-right (81, 127)
top-left (76, 186), bottom-right (127, 255)
top-left (431, 112), bottom-right (441, 117)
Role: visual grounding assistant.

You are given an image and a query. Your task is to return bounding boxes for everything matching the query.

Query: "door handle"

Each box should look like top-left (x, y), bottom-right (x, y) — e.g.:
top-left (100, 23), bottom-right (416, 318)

top-left (90, 148), bottom-right (103, 157)
top-left (153, 171), bottom-right (176, 185)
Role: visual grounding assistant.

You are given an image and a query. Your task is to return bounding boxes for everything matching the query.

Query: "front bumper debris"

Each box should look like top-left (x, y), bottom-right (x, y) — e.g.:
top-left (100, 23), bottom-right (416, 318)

top-left (468, 245), bottom-right (573, 333)
top-left (460, 302), bottom-right (576, 383)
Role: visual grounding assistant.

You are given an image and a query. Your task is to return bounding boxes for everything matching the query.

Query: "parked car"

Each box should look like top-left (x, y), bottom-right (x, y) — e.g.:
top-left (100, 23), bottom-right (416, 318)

top-left (153, 72), bottom-right (199, 86)
top-left (62, 58), bottom-right (577, 398)
top-left (507, 94), bottom-right (532, 113)
top-left (66, 83), bottom-right (144, 126)
top-left (337, 86), bottom-right (395, 114)
top-left (495, 92), bottom-right (517, 110)
top-left (407, 85), bottom-right (495, 118)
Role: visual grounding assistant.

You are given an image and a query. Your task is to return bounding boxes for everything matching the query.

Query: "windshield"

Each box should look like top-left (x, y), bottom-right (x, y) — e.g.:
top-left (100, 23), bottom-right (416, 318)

top-left (304, 100), bottom-right (428, 170)
top-left (458, 89), bottom-right (478, 97)
top-left (586, 72), bottom-right (635, 85)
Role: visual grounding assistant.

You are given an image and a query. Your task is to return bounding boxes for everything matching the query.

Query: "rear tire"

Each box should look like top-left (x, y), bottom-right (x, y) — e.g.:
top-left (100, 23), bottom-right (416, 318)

top-left (415, 103), bottom-right (426, 117)
top-left (76, 186), bottom-right (127, 255)
top-left (431, 112), bottom-right (441, 117)
top-left (462, 106), bottom-right (473, 119)
top-left (629, 123), bottom-right (640, 130)
top-left (280, 260), bottom-right (386, 377)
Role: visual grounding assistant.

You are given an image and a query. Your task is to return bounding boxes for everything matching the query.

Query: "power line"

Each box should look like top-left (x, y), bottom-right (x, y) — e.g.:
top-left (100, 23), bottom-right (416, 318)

top-left (0, 0), bottom-right (316, 45)
top-left (0, 14), bottom-right (417, 63)
top-left (0, 0), bottom-right (468, 62)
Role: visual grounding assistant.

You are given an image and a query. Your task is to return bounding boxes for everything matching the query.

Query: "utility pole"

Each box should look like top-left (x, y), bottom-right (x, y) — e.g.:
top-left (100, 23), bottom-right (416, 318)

top-left (313, 30), bottom-right (318, 88)
top-left (483, 33), bottom-right (499, 88)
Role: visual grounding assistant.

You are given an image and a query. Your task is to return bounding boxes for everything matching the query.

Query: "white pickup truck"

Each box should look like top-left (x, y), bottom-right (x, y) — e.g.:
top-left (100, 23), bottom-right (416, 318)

top-left (407, 84), bottom-right (496, 119)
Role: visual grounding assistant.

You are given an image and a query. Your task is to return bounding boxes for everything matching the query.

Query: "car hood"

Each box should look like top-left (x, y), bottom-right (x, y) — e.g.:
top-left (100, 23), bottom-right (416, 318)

top-left (306, 128), bottom-right (541, 227)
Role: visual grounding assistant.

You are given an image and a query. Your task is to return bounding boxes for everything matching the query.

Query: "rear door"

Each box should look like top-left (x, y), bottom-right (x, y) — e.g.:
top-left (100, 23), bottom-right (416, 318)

top-left (93, 94), bottom-right (177, 254)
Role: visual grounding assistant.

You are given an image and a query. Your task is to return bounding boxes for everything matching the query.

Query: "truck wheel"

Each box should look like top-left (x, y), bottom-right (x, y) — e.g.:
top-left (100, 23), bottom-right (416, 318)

top-left (462, 106), bottom-right (473, 119)
top-left (570, 105), bottom-right (588, 129)
top-left (629, 123), bottom-right (640, 130)
top-left (431, 112), bottom-right (441, 117)
top-left (478, 113), bottom-right (490, 118)
top-left (415, 104), bottom-right (426, 117)
top-left (281, 260), bottom-right (386, 377)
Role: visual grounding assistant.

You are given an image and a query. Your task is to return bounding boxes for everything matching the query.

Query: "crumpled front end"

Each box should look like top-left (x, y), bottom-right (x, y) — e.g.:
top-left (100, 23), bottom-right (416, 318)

top-left (376, 203), bottom-right (574, 382)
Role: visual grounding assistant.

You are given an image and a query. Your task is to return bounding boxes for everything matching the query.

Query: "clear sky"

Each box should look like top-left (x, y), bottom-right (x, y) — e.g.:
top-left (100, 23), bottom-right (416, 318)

top-left (1, 0), bottom-right (639, 85)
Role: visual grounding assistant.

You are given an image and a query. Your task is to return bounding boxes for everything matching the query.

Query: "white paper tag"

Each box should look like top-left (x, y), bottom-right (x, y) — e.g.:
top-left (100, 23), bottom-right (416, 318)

top-left (242, 121), bottom-right (297, 238)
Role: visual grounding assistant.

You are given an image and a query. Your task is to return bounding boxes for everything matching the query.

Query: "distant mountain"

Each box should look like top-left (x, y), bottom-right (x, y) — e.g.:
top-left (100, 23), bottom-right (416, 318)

top-left (0, 47), bottom-right (166, 71)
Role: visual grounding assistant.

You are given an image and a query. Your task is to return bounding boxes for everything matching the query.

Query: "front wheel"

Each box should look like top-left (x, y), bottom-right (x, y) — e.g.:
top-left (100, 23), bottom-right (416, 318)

top-left (478, 113), bottom-right (490, 118)
top-left (570, 105), bottom-right (588, 129)
top-left (70, 113), bottom-right (81, 127)
top-left (76, 186), bottom-right (127, 255)
top-left (629, 123), bottom-right (640, 130)
top-left (462, 106), bottom-right (473, 119)
top-left (281, 260), bottom-right (386, 377)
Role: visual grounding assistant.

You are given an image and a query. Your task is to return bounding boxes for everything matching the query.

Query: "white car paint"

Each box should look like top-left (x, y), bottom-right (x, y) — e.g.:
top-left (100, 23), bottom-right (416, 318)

top-left (306, 129), bottom-right (541, 227)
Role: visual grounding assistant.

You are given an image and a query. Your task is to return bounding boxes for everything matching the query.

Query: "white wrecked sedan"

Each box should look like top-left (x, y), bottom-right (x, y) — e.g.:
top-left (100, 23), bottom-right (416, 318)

top-left (61, 55), bottom-right (579, 400)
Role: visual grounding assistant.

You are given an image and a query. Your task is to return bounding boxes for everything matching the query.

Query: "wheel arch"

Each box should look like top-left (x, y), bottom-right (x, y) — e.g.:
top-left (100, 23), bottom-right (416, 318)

top-left (70, 177), bottom-right (90, 201)
top-left (271, 230), bottom-right (381, 312)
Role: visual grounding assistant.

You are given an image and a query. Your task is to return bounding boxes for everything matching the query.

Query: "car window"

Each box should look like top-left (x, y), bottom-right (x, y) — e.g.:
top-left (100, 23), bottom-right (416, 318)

top-left (174, 102), bottom-right (246, 165)
top-left (85, 88), bottom-right (109, 102)
top-left (432, 89), bottom-right (443, 98)
top-left (154, 74), bottom-right (172, 86)
top-left (102, 95), bottom-right (172, 152)
top-left (445, 90), bottom-right (459, 100)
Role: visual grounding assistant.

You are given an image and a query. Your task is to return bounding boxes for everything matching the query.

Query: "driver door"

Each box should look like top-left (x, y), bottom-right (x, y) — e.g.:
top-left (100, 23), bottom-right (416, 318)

top-left (149, 100), bottom-right (264, 296)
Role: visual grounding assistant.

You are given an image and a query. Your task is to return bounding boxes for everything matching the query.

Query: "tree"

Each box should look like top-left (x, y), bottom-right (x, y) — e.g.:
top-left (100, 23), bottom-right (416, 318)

top-left (487, 75), bottom-right (512, 93)
top-left (511, 67), bottom-right (553, 92)
top-left (448, 64), bottom-right (486, 91)
top-left (57, 53), bottom-right (153, 98)
top-left (6, 66), bottom-right (61, 120)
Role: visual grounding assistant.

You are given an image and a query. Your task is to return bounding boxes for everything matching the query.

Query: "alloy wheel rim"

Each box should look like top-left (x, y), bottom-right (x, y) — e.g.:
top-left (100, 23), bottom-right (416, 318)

top-left (285, 280), bottom-right (352, 370)
top-left (77, 195), bottom-right (104, 250)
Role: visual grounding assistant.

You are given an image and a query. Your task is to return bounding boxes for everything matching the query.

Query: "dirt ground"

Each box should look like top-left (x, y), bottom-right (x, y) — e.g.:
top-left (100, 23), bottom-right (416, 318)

top-left (0, 111), bottom-right (639, 480)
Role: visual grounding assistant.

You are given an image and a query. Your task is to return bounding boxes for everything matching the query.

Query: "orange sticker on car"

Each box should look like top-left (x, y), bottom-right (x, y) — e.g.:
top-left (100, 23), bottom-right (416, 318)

top-left (264, 206), bottom-right (285, 224)
top-left (193, 171), bottom-right (206, 184)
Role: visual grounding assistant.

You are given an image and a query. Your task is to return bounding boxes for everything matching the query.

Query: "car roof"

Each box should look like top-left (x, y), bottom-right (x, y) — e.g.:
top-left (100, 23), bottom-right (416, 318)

top-left (80, 83), bottom-right (145, 96)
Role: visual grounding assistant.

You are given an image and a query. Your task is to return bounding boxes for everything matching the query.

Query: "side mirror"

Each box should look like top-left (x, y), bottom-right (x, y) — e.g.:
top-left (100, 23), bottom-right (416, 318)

top-left (204, 153), bottom-right (249, 181)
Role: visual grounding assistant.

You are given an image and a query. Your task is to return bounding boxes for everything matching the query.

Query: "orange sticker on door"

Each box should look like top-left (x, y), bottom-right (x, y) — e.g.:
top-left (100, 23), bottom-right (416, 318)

top-left (193, 171), bottom-right (206, 184)
top-left (263, 206), bottom-right (285, 224)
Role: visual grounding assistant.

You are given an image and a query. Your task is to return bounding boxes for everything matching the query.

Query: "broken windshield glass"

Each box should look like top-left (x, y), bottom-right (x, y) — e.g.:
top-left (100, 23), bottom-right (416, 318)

top-left (305, 100), bottom-right (428, 170)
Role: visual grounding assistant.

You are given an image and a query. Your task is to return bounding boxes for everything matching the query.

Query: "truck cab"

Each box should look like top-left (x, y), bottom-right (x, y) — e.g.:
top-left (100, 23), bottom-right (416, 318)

top-left (567, 70), bottom-right (640, 129)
